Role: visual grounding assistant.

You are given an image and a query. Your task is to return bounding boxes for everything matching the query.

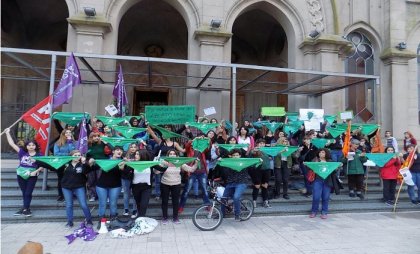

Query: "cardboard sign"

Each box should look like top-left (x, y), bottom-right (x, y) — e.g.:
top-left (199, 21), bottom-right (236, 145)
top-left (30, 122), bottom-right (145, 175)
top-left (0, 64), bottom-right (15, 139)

top-left (340, 111), bottom-right (353, 120)
top-left (299, 109), bottom-right (324, 121)
top-left (261, 107), bottom-right (286, 116)
top-left (304, 120), bottom-right (321, 131)
top-left (105, 104), bottom-right (118, 116)
top-left (203, 106), bottom-right (217, 116)
top-left (146, 105), bottom-right (196, 124)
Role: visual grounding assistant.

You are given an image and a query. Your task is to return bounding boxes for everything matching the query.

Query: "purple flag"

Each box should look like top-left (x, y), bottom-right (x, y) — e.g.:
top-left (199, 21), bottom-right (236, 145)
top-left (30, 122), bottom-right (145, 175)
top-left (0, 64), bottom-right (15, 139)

top-left (77, 117), bottom-right (88, 154)
top-left (53, 53), bottom-right (82, 109)
top-left (113, 64), bottom-right (128, 116)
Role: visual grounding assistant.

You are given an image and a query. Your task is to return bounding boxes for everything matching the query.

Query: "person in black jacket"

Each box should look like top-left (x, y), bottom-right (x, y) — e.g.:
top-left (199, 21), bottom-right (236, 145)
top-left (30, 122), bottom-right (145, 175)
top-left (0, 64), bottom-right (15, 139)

top-left (95, 146), bottom-right (127, 229)
top-left (299, 136), bottom-right (318, 197)
top-left (61, 150), bottom-right (95, 228)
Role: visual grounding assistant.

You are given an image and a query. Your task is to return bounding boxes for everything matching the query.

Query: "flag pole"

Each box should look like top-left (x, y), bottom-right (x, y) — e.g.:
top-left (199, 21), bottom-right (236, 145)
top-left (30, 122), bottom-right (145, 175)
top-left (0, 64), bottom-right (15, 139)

top-left (42, 54), bottom-right (57, 191)
top-left (393, 178), bottom-right (404, 213)
top-left (0, 117), bottom-right (22, 136)
top-left (393, 145), bottom-right (418, 213)
top-left (364, 166), bottom-right (370, 197)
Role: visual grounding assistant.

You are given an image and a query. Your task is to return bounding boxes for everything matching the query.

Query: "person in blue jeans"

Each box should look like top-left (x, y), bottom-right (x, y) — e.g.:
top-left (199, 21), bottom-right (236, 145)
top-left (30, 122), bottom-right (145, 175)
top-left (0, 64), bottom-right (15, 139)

top-left (309, 148), bottom-right (341, 219)
top-left (178, 151), bottom-right (210, 213)
top-left (404, 145), bottom-right (420, 204)
top-left (121, 143), bottom-right (138, 217)
top-left (221, 149), bottom-right (252, 221)
top-left (95, 146), bottom-right (126, 229)
top-left (61, 150), bottom-right (94, 227)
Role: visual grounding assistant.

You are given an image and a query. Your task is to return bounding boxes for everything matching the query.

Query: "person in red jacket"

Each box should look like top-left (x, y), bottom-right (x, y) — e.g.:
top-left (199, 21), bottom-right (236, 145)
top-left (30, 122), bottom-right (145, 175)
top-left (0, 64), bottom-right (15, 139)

top-left (380, 146), bottom-right (402, 206)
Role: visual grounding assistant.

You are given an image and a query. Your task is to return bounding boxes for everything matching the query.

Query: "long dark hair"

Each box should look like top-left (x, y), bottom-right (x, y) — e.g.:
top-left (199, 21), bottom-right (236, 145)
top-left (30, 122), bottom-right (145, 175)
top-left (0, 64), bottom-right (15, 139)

top-left (23, 140), bottom-right (40, 153)
top-left (317, 148), bottom-right (332, 161)
top-left (137, 149), bottom-right (152, 161)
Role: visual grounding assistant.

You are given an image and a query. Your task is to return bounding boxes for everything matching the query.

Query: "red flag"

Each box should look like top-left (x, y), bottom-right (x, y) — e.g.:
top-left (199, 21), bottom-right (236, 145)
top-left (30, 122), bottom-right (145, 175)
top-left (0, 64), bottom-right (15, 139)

top-left (22, 95), bottom-right (52, 154)
top-left (342, 120), bottom-right (351, 157)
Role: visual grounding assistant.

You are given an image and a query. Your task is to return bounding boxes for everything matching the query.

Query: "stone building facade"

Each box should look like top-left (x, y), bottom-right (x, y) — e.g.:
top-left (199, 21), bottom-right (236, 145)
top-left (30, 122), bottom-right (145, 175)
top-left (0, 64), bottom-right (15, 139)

top-left (1, 0), bottom-right (420, 145)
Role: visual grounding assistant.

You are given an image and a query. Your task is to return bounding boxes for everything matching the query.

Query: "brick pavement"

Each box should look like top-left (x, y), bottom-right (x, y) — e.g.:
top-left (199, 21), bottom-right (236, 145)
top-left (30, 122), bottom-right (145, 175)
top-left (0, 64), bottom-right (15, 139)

top-left (2, 211), bottom-right (420, 254)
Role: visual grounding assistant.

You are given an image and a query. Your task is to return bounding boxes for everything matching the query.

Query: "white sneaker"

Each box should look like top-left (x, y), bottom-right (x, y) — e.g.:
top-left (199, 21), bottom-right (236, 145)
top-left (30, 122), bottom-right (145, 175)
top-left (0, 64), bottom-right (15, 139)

top-left (89, 197), bottom-right (96, 202)
top-left (263, 200), bottom-right (271, 208)
top-left (253, 200), bottom-right (257, 208)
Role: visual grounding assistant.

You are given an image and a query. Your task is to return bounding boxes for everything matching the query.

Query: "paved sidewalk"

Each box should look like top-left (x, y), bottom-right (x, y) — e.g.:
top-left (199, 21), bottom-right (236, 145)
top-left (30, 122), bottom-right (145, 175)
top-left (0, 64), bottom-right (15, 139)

top-left (2, 212), bottom-right (420, 254)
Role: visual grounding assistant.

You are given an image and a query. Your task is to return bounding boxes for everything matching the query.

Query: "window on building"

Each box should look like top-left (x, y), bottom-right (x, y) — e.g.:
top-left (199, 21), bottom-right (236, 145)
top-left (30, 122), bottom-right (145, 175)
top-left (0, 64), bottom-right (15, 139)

top-left (345, 32), bottom-right (375, 122)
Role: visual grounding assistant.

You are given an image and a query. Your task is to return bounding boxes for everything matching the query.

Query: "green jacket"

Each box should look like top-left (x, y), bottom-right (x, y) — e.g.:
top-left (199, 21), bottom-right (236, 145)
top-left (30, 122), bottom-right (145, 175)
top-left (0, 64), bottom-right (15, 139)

top-left (342, 151), bottom-right (367, 175)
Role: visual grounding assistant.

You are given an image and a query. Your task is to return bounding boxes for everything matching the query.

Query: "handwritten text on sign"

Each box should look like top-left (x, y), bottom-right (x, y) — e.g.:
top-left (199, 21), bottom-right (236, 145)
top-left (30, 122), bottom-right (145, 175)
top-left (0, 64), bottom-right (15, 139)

top-left (145, 105), bottom-right (196, 124)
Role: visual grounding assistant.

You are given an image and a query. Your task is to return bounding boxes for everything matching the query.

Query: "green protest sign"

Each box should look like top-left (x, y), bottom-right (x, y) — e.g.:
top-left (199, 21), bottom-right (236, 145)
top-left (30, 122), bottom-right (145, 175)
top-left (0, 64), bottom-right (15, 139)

top-left (146, 105), bottom-right (196, 124)
top-left (95, 159), bottom-right (122, 172)
top-left (52, 112), bottom-right (90, 126)
top-left (33, 156), bottom-right (74, 170)
top-left (126, 161), bottom-right (160, 172)
top-left (261, 107), bottom-right (286, 116)
top-left (304, 162), bottom-right (342, 179)
top-left (217, 158), bottom-right (262, 172)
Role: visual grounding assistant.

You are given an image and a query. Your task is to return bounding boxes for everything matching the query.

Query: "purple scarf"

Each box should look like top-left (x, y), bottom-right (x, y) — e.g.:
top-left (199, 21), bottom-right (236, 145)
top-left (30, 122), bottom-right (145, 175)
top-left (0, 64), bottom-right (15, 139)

top-left (65, 222), bottom-right (98, 244)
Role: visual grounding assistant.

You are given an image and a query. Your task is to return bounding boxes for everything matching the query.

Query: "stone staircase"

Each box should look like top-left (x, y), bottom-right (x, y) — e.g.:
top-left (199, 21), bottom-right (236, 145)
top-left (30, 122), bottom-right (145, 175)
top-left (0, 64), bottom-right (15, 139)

top-left (1, 159), bottom-right (418, 224)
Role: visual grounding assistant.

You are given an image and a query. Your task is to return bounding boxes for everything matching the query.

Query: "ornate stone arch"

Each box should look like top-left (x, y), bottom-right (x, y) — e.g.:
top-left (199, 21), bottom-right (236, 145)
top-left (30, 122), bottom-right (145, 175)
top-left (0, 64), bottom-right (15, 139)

top-left (407, 21), bottom-right (420, 52)
top-left (344, 21), bottom-right (383, 54)
top-left (224, 0), bottom-right (306, 67)
top-left (64, 0), bottom-right (78, 16)
top-left (105, 0), bottom-right (200, 31)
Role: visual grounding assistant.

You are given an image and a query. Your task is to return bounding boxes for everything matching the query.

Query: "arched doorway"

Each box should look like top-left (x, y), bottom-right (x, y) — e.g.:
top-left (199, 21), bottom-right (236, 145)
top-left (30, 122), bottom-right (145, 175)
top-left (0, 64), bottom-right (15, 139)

top-left (231, 6), bottom-right (288, 123)
top-left (117, 0), bottom-right (188, 112)
top-left (1, 0), bottom-right (69, 152)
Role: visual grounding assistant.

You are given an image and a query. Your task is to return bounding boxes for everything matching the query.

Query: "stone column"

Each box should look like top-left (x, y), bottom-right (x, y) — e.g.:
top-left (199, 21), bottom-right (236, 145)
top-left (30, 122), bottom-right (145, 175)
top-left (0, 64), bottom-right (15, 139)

top-left (380, 49), bottom-right (417, 140)
top-left (299, 34), bottom-right (353, 115)
top-left (65, 14), bottom-right (112, 116)
top-left (189, 28), bottom-right (232, 121)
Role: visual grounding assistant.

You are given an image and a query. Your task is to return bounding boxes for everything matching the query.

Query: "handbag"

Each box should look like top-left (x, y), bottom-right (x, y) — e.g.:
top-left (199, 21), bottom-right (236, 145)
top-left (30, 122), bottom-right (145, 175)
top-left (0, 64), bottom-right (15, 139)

top-left (306, 169), bottom-right (316, 182)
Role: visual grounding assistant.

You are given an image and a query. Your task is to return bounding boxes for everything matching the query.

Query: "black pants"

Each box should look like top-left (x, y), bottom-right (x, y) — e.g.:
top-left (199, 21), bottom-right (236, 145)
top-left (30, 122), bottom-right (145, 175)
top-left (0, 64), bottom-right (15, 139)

top-left (382, 179), bottom-right (397, 202)
top-left (348, 174), bottom-right (364, 192)
top-left (160, 183), bottom-right (181, 220)
top-left (274, 161), bottom-right (290, 196)
top-left (56, 168), bottom-right (64, 197)
top-left (17, 175), bottom-right (38, 209)
top-left (132, 183), bottom-right (152, 217)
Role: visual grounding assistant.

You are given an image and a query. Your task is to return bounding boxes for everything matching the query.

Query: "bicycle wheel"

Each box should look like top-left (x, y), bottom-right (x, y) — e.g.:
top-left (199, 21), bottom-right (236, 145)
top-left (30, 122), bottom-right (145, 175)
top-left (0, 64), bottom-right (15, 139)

top-left (192, 205), bottom-right (223, 231)
top-left (239, 198), bottom-right (254, 221)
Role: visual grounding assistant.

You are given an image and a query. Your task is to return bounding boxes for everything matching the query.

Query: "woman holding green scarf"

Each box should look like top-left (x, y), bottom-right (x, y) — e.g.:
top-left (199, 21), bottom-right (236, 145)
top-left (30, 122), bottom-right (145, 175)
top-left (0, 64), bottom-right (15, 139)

top-left (5, 128), bottom-right (44, 217)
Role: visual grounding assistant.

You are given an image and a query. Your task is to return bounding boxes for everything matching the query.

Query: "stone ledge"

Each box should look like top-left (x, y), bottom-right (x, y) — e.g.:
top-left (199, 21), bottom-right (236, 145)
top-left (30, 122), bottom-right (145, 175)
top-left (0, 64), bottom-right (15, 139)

top-left (379, 47), bottom-right (417, 64)
top-left (67, 14), bottom-right (112, 33)
top-left (298, 34), bottom-right (353, 56)
top-left (194, 27), bottom-right (232, 45)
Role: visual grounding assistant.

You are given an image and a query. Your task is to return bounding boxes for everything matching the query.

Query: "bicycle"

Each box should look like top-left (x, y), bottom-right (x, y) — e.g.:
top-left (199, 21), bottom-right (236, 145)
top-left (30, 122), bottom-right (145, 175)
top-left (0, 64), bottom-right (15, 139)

top-left (192, 179), bottom-right (254, 231)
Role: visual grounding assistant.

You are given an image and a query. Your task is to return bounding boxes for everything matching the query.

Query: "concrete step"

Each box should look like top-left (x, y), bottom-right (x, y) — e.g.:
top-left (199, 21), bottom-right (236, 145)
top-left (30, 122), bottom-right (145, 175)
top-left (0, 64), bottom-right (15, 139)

top-left (2, 200), bottom-right (418, 224)
top-left (1, 193), bottom-right (412, 210)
